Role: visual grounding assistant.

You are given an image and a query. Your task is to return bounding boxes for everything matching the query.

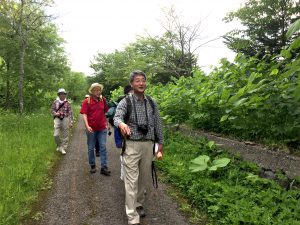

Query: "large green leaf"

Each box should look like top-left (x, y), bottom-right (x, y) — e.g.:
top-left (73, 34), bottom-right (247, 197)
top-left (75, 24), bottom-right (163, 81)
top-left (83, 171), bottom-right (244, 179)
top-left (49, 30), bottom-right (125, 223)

top-left (209, 158), bottom-right (231, 171)
top-left (220, 114), bottom-right (229, 122)
top-left (189, 163), bottom-right (207, 172)
top-left (189, 155), bottom-right (210, 172)
top-left (286, 19), bottom-right (300, 39)
top-left (233, 97), bottom-right (248, 107)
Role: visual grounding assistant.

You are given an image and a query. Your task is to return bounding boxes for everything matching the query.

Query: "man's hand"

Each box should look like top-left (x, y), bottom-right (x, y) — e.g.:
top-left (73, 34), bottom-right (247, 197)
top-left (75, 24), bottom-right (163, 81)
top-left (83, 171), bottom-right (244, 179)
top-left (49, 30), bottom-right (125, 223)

top-left (156, 144), bottom-right (163, 160)
top-left (119, 122), bottom-right (131, 136)
top-left (86, 126), bottom-right (93, 133)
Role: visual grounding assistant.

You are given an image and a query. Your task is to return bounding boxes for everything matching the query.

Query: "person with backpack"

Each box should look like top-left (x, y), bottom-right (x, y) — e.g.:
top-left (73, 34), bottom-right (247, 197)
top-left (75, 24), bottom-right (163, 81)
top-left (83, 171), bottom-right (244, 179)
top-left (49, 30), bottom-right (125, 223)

top-left (84, 94), bottom-right (100, 157)
top-left (114, 70), bottom-right (164, 225)
top-left (80, 83), bottom-right (110, 175)
top-left (106, 85), bottom-right (133, 180)
top-left (51, 88), bottom-right (73, 155)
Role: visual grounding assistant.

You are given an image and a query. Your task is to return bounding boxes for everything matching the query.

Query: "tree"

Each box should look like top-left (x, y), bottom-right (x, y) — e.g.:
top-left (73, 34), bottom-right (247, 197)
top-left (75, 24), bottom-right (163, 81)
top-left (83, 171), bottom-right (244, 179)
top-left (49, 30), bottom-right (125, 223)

top-left (64, 72), bottom-right (88, 102)
top-left (0, 0), bottom-right (76, 112)
top-left (160, 6), bottom-right (203, 78)
top-left (223, 0), bottom-right (300, 57)
top-left (1, 0), bottom-right (55, 113)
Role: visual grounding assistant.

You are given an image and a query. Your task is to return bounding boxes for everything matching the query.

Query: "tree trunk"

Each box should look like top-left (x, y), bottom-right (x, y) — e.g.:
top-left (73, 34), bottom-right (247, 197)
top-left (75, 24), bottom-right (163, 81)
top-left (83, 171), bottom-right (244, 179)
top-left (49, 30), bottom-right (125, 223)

top-left (5, 62), bottom-right (10, 110)
top-left (18, 0), bottom-right (25, 114)
top-left (18, 41), bottom-right (26, 114)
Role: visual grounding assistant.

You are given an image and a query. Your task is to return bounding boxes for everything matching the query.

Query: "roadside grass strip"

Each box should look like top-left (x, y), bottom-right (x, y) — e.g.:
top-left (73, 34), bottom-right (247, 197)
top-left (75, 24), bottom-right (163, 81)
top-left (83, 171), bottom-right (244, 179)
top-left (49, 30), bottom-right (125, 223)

top-left (0, 107), bottom-right (79, 225)
top-left (156, 131), bottom-right (300, 225)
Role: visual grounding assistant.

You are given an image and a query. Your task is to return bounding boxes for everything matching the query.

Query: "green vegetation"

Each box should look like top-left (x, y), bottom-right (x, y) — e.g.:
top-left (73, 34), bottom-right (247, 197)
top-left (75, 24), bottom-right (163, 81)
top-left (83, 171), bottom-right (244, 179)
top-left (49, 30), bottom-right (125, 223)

top-left (0, 1), bottom-right (88, 113)
top-left (146, 51), bottom-right (300, 151)
top-left (0, 107), bottom-right (79, 225)
top-left (223, 0), bottom-right (300, 57)
top-left (0, 0), bottom-right (300, 224)
top-left (156, 131), bottom-right (300, 224)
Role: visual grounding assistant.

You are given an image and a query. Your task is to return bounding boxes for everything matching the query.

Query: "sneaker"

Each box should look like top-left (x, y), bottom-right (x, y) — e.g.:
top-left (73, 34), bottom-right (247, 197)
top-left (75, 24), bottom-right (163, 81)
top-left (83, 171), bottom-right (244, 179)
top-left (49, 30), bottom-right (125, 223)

top-left (100, 167), bottom-right (111, 176)
top-left (136, 206), bottom-right (146, 217)
top-left (90, 165), bottom-right (96, 173)
top-left (60, 148), bottom-right (66, 155)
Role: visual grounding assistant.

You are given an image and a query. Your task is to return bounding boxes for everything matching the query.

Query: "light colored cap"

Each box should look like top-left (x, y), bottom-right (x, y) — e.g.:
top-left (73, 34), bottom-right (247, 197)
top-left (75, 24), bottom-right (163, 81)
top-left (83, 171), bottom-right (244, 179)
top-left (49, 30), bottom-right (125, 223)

top-left (57, 88), bottom-right (66, 94)
top-left (88, 83), bottom-right (103, 94)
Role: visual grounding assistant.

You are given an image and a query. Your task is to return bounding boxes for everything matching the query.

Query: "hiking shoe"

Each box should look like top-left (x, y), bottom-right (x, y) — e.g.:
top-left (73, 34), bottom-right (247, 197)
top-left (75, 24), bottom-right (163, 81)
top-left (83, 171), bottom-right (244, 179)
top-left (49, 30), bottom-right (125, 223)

top-left (90, 165), bottom-right (96, 174)
top-left (60, 148), bottom-right (66, 155)
top-left (136, 206), bottom-right (146, 217)
top-left (100, 167), bottom-right (111, 176)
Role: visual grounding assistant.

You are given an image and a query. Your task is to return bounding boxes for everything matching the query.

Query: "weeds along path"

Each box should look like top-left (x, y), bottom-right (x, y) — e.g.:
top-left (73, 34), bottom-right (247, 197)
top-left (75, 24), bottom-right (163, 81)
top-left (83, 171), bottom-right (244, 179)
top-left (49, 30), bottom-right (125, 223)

top-left (28, 115), bottom-right (190, 225)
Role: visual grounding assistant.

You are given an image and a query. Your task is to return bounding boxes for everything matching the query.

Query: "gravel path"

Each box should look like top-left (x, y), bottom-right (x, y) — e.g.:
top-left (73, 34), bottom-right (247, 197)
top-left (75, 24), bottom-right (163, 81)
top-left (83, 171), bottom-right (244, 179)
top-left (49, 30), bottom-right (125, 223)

top-left (27, 116), bottom-right (190, 225)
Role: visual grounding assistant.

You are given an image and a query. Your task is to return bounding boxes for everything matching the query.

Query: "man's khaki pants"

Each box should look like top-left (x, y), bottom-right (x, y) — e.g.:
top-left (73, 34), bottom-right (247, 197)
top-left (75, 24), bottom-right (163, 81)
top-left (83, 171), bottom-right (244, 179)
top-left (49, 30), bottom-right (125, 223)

top-left (122, 140), bottom-right (153, 225)
top-left (53, 117), bottom-right (70, 151)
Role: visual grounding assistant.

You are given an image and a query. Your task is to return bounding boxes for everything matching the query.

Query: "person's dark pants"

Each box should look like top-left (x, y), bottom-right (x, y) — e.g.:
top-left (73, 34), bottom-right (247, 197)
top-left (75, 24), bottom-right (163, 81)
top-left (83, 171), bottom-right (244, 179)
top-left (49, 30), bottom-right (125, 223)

top-left (95, 138), bottom-right (100, 156)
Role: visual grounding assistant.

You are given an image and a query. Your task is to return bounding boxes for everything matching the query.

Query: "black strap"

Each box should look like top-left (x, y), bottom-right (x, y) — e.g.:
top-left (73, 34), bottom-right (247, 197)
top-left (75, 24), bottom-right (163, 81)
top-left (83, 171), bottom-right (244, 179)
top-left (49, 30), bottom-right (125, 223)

top-left (53, 101), bottom-right (66, 119)
top-left (121, 135), bottom-right (127, 156)
top-left (152, 161), bottom-right (158, 188)
top-left (56, 101), bottom-right (66, 112)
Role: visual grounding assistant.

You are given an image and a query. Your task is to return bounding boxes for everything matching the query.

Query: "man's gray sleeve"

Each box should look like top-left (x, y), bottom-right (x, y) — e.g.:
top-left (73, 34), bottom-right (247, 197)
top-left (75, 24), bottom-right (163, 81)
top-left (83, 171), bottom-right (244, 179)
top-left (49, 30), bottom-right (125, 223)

top-left (113, 98), bottom-right (127, 128)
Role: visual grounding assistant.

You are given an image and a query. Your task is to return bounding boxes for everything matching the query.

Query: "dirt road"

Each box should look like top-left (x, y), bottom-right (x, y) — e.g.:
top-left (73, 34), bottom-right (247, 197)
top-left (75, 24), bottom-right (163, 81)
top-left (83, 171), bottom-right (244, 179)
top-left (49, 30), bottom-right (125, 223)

top-left (27, 116), bottom-right (190, 225)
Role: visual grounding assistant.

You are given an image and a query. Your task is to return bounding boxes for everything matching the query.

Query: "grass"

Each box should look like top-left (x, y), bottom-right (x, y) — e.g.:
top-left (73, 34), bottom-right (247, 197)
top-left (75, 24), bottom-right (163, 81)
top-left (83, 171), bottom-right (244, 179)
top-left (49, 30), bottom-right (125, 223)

top-left (156, 130), bottom-right (300, 225)
top-left (0, 106), bottom-right (79, 225)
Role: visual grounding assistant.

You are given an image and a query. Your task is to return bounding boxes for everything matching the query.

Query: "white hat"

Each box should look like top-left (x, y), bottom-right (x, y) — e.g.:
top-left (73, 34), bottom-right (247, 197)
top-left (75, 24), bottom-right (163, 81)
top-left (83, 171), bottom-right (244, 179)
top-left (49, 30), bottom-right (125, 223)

top-left (88, 83), bottom-right (103, 94)
top-left (57, 88), bottom-right (66, 94)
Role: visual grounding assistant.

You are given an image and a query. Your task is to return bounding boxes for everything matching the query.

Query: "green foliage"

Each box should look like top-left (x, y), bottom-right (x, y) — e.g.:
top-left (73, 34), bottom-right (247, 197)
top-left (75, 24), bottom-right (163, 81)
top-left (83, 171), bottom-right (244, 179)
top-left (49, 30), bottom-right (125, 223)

top-left (157, 131), bottom-right (300, 224)
top-left (189, 155), bottom-right (230, 172)
top-left (223, 0), bottom-right (300, 57)
top-left (90, 36), bottom-right (198, 96)
top-left (147, 52), bottom-right (300, 150)
top-left (286, 18), bottom-right (300, 39)
top-left (63, 72), bottom-right (88, 103)
top-left (0, 109), bottom-right (78, 224)
top-left (0, 0), bottom-right (86, 112)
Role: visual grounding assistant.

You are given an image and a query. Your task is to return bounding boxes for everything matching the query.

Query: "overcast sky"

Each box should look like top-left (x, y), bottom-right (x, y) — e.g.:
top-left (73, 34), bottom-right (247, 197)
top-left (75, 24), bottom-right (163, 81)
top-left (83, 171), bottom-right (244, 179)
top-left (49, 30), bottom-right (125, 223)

top-left (51, 0), bottom-right (245, 75)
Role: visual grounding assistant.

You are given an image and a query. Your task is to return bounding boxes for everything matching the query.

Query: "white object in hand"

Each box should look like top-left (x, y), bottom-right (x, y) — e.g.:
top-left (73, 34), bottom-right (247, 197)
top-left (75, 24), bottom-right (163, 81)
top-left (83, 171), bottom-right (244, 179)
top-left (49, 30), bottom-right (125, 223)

top-left (154, 142), bottom-right (159, 153)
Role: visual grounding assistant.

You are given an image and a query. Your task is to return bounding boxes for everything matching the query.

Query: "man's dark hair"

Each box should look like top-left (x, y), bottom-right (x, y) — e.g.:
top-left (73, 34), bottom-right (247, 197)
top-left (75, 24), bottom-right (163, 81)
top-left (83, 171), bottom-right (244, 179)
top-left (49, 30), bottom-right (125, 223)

top-left (124, 85), bottom-right (132, 95)
top-left (129, 70), bottom-right (146, 82)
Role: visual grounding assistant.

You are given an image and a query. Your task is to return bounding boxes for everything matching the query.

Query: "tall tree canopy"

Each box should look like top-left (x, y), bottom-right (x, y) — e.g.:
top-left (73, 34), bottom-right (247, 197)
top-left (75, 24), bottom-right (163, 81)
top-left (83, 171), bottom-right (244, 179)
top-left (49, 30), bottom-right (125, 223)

top-left (0, 0), bottom-right (87, 112)
top-left (223, 0), bottom-right (300, 57)
top-left (90, 34), bottom-right (199, 96)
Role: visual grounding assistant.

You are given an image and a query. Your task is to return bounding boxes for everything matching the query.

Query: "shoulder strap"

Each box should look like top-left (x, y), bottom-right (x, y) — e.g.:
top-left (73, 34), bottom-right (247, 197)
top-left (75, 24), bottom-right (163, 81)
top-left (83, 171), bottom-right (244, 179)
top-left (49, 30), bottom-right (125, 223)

top-left (146, 95), bottom-right (155, 115)
top-left (123, 95), bottom-right (155, 124)
top-left (124, 95), bottom-right (132, 124)
top-left (55, 101), bottom-right (66, 112)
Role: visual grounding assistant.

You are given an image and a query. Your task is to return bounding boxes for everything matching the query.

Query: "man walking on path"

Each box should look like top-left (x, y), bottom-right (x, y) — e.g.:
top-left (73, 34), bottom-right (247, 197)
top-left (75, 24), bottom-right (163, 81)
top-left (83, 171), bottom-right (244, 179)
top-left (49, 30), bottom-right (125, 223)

top-left (80, 83), bottom-right (111, 175)
top-left (114, 70), bottom-right (164, 225)
top-left (51, 88), bottom-right (73, 155)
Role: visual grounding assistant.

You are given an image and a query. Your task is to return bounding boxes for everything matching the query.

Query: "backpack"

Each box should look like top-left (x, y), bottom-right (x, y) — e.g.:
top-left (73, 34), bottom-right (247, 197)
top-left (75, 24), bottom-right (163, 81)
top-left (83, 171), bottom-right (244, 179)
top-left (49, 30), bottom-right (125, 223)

top-left (106, 94), bottom-right (155, 126)
top-left (106, 101), bottom-right (118, 126)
